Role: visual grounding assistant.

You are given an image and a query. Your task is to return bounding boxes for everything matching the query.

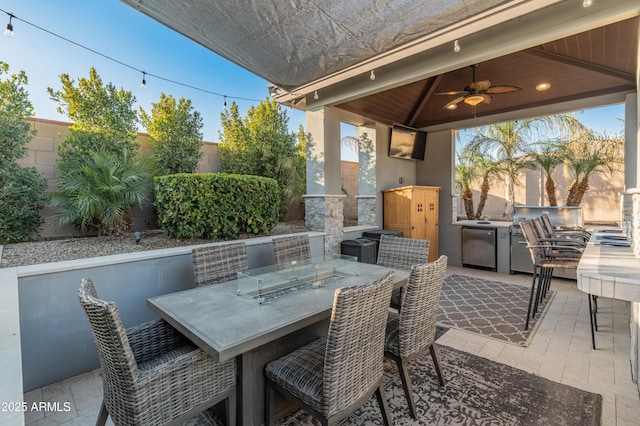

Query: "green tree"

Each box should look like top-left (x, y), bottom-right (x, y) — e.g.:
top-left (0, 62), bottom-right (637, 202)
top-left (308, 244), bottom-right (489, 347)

top-left (218, 98), bottom-right (302, 218)
top-left (473, 155), bottom-right (500, 220)
top-left (455, 153), bottom-right (477, 220)
top-left (48, 151), bottom-right (154, 235)
top-left (526, 142), bottom-right (565, 206)
top-left (47, 68), bottom-right (146, 234)
top-left (47, 67), bottom-right (139, 172)
top-left (140, 93), bottom-right (204, 174)
top-left (0, 62), bottom-right (47, 243)
top-left (464, 114), bottom-right (583, 217)
top-left (564, 131), bottom-right (623, 206)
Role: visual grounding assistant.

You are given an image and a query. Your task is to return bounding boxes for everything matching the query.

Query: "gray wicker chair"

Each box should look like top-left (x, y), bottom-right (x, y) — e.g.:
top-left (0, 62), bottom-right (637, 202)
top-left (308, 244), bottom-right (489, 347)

top-left (384, 255), bottom-right (448, 418)
top-left (78, 278), bottom-right (237, 426)
top-left (264, 271), bottom-right (395, 426)
top-left (192, 242), bottom-right (249, 287)
top-left (272, 235), bottom-right (311, 267)
top-left (376, 234), bottom-right (429, 309)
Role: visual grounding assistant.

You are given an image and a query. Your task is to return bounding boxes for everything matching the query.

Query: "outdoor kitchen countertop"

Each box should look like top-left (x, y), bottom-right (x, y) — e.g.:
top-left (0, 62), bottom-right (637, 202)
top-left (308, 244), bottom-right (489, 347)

top-left (452, 220), bottom-right (513, 228)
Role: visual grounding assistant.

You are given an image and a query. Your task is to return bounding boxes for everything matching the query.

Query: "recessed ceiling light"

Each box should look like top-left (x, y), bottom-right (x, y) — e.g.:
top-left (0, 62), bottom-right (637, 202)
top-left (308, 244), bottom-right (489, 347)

top-left (536, 82), bottom-right (551, 91)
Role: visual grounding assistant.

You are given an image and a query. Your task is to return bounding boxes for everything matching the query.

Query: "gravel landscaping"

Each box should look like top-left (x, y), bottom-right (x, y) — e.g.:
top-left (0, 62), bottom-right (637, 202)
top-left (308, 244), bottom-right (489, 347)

top-left (0, 221), bottom-right (307, 268)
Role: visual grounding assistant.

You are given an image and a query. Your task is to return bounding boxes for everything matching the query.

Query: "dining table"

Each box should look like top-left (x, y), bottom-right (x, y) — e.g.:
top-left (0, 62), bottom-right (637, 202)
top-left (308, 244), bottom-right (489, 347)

top-left (147, 257), bottom-right (409, 425)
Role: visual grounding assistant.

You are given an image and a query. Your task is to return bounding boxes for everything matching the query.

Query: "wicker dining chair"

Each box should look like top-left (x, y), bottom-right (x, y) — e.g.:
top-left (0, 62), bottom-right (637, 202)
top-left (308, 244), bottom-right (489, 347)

top-left (384, 255), bottom-right (448, 418)
top-left (264, 271), bottom-right (395, 426)
top-left (192, 242), bottom-right (249, 287)
top-left (272, 234), bottom-right (312, 267)
top-left (519, 221), bottom-right (598, 348)
top-left (78, 278), bottom-right (237, 426)
top-left (376, 234), bottom-right (429, 309)
top-left (540, 213), bottom-right (591, 242)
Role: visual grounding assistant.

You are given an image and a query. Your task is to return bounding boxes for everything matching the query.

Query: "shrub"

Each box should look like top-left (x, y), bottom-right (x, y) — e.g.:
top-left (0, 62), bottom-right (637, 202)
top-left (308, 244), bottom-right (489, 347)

top-left (48, 151), bottom-right (154, 235)
top-left (154, 173), bottom-right (280, 239)
top-left (0, 166), bottom-right (47, 243)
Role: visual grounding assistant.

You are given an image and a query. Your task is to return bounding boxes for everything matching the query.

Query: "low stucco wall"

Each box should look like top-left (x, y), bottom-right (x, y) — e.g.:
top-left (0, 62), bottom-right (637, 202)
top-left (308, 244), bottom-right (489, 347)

top-left (16, 232), bottom-right (324, 392)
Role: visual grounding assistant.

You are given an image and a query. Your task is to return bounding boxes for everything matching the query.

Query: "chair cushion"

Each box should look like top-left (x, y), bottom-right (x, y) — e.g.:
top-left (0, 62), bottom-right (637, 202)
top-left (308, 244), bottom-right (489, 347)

top-left (264, 337), bottom-right (326, 413)
top-left (384, 312), bottom-right (400, 356)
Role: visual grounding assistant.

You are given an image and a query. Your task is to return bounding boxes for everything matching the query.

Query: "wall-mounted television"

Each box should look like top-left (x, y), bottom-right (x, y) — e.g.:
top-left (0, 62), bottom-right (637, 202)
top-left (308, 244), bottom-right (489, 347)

top-left (388, 124), bottom-right (427, 160)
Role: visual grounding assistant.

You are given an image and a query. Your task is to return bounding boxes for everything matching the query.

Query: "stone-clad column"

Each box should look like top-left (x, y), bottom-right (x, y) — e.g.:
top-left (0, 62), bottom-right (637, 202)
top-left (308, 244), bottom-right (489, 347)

top-left (304, 107), bottom-right (344, 255)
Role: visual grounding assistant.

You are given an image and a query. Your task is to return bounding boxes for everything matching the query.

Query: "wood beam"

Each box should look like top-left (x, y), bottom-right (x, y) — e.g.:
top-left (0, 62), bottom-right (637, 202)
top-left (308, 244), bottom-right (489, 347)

top-left (407, 74), bottom-right (444, 127)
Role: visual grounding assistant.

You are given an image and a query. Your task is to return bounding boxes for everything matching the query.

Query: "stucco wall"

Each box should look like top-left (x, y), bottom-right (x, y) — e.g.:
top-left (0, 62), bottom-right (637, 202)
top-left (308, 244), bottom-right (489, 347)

top-left (457, 165), bottom-right (624, 223)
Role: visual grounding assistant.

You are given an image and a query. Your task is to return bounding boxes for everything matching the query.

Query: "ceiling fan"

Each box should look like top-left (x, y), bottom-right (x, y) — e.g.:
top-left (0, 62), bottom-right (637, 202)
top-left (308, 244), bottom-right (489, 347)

top-left (436, 64), bottom-right (522, 110)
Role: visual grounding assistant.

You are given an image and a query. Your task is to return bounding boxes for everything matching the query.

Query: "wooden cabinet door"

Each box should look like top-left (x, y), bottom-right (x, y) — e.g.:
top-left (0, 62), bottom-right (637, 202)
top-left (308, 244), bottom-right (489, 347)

top-left (410, 189), bottom-right (428, 240)
top-left (425, 189), bottom-right (439, 261)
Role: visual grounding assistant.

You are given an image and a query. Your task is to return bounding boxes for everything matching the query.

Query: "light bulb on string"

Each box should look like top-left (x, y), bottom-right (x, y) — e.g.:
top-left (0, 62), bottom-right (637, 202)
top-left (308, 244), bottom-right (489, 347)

top-left (5, 14), bottom-right (14, 37)
top-left (583, 0), bottom-right (592, 7)
top-left (453, 39), bottom-right (460, 52)
top-left (314, 90), bottom-right (318, 100)
top-left (223, 95), bottom-right (227, 109)
top-left (370, 70), bottom-right (375, 80)
top-left (140, 71), bottom-right (147, 88)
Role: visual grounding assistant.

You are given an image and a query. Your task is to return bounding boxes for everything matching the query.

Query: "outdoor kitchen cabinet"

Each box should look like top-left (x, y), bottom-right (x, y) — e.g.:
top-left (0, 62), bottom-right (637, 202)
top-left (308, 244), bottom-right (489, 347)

top-left (382, 185), bottom-right (439, 261)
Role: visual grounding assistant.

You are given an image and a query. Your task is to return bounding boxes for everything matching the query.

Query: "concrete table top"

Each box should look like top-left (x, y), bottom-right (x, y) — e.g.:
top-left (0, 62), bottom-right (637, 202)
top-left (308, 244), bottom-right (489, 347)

top-left (147, 263), bottom-right (409, 362)
top-left (577, 230), bottom-right (640, 302)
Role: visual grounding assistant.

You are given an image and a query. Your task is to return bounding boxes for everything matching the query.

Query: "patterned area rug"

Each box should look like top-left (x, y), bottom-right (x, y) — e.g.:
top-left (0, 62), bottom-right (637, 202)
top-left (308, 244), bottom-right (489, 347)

top-left (437, 274), bottom-right (553, 346)
top-left (279, 344), bottom-right (602, 425)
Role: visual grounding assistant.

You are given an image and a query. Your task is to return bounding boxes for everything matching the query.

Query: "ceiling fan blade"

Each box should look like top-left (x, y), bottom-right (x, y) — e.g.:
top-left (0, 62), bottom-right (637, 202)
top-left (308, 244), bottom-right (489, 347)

top-left (468, 80), bottom-right (491, 91)
top-left (481, 94), bottom-right (494, 104)
top-left (486, 85), bottom-right (522, 94)
top-left (443, 97), bottom-right (465, 109)
top-left (435, 90), bottom-right (467, 96)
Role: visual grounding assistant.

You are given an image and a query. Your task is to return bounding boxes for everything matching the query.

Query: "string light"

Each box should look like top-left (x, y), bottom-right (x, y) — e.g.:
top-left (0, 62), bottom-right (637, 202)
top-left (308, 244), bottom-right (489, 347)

top-left (453, 39), bottom-right (460, 52)
top-left (4, 13), bottom-right (13, 37)
top-left (223, 95), bottom-right (227, 109)
top-left (313, 90), bottom-right (319, 100)
top-left (0, 9), bottom-right (260, 104)
top-left (582, 0), bottom-right (592, 7)
top-left (370, 70), bottom-right (375, 80)
top-left (140, 71), bottom-right (147, 88)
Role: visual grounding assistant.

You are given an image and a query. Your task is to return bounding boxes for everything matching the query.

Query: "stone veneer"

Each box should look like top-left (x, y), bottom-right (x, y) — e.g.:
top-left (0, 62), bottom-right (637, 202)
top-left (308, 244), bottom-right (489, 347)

top-left (357, 196), bottom-right (376, 226)
top-left (304, 195), bottom-right (345, 256)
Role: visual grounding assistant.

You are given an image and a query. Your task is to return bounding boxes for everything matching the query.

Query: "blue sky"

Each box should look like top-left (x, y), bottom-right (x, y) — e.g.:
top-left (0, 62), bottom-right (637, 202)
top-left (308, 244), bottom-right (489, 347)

top-left (0, 0), bottom-right (625, 159)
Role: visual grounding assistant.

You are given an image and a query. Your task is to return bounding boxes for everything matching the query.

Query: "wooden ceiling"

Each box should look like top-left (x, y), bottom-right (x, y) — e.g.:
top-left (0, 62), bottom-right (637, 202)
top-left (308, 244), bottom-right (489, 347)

top-left (336, 17), bottom-right (638, 129)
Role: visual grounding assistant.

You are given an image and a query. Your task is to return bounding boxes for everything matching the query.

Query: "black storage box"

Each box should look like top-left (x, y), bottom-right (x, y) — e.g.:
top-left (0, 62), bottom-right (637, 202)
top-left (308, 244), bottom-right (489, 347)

top-left (340, 238), bottom-right (377, 264)
top-left (361, 229), bottom-right (403, 242)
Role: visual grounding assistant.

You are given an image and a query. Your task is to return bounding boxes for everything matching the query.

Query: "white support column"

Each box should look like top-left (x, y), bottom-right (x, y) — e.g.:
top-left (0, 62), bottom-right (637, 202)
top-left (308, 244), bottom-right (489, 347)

top-left (304, 107), bottom-right (344, 255)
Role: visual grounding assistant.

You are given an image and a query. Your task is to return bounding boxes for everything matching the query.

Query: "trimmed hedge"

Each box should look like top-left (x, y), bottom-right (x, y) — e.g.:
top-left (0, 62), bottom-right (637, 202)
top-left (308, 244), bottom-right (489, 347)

top-left (154, 173), bottom-right (281, 239)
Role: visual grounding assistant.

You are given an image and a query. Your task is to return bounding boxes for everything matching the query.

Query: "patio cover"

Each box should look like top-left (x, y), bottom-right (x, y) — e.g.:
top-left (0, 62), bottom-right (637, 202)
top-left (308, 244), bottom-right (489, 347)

top-left (120, 0), bottom-right (510, 90)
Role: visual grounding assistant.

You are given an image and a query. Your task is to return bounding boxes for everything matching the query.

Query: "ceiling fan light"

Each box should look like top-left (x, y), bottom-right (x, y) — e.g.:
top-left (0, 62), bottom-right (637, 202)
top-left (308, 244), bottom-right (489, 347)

top-left (445, 103), bottom-right (458, 110)
top-left (464, 95), bottom-right (484, 106)
top-left (536, 82), bottom-right (551, 91)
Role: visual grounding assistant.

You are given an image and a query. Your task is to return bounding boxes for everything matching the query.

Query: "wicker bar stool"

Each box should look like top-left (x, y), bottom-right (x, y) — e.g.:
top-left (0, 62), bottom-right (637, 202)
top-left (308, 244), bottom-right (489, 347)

top-left (78, 278), bottom-right (237, 426)
top-left (376, 234), bottom-right (429, 310)
top-left (384, 255), bottom-right (448, 418)
top-left (192, 242), bottom-right (249, 287)
top-left (264, 272), bottom-right (395, 426)
top-left (519, 221), bottom-right (598, 349)
top-left (272, 234), bottom-right (311, 267)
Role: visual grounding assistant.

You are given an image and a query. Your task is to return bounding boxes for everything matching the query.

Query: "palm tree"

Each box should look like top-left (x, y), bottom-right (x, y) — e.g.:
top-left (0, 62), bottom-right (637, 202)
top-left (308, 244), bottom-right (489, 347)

top-left (564, 131), bottom-right (623, 206)
top-left (48, 151), bottom-right (154, 235)
top-left (474, 155), bottom-right (501, 219)
top-left (464, 114), bottom-right (583, 217)
top-left (455, 153), bottom-right (477, 220)
top-left (526, 142), bottom-right (565, 206)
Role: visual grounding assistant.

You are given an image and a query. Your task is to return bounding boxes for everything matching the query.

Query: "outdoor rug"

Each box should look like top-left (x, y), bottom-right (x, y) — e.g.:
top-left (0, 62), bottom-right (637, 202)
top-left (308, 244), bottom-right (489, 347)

top-left (278, 344), bottom-right (602, 425)
top-left (437, 274), bottom-right (554, 346)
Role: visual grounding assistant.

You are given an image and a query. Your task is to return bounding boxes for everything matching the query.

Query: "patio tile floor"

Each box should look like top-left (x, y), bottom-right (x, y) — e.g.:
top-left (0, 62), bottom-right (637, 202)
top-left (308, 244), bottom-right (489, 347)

top-left (23, 266), bottom-right (640, 425)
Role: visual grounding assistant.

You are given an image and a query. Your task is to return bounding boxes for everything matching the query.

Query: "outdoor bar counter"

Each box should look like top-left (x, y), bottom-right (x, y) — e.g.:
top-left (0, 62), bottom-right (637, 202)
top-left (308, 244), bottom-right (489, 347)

top-left (148, 261), bottom-right (409, 425)
top-left (577, 230), bottom-right (640, 391)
